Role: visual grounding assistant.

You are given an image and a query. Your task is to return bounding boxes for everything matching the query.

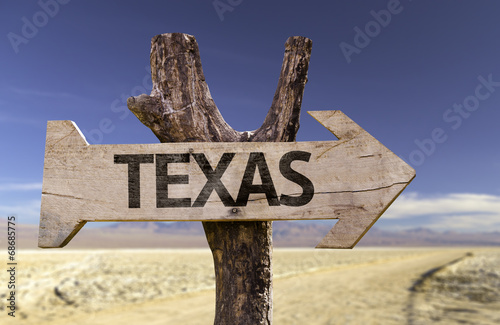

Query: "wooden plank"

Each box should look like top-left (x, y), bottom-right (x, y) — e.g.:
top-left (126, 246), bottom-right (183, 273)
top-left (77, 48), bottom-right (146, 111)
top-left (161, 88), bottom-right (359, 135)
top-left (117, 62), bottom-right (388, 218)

top-left (38, 110), bottom-right (415, 248)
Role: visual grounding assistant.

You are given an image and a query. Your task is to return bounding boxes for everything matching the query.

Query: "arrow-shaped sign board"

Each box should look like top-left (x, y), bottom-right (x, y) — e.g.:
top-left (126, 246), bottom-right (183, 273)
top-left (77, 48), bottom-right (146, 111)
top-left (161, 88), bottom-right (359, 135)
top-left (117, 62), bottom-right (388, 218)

top-left (38, 111), bottom-right (415, 249)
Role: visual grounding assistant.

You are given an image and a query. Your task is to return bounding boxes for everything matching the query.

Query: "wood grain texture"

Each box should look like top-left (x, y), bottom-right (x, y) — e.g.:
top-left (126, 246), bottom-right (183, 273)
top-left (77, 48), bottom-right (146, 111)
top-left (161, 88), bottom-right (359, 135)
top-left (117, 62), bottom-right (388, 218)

top-left (39, 111), bottom-right (415, 248)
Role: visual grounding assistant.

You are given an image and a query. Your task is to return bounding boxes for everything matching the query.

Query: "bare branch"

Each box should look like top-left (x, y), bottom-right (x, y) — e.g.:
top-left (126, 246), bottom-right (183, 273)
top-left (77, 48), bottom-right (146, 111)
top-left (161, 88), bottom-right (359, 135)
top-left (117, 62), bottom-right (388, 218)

top-left (251, 36), bottom-right (312, 142)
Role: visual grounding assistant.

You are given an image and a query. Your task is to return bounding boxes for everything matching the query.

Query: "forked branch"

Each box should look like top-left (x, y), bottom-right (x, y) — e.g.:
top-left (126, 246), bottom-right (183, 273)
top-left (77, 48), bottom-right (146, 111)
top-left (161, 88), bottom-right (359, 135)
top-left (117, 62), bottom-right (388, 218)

top-left (127, 33), bottom-right (312, 143)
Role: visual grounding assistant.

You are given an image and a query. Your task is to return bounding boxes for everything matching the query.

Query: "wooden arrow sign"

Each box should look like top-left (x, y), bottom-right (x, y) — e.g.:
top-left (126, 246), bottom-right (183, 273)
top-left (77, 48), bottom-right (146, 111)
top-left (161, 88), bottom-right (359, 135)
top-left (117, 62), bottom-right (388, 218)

top-left (38, 110), bottom-right (415, 249)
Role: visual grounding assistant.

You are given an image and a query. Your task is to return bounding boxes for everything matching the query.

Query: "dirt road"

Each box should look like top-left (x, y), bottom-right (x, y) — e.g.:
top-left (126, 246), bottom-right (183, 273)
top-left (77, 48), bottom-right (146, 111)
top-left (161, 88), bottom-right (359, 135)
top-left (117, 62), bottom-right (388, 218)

top-left (41, 248), bottom-right (488, 325)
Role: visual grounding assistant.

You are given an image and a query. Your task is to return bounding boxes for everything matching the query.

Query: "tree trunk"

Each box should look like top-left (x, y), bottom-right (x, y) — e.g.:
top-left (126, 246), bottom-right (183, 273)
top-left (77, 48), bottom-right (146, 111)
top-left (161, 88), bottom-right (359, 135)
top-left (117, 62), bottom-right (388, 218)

top-left (128, 32), bottom-right (312, 325)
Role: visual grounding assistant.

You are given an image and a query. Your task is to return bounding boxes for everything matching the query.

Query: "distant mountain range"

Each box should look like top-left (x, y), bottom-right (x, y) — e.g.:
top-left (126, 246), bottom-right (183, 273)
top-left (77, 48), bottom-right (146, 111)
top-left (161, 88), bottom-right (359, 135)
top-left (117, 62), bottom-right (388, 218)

top-left (14, 221), bottom-right (500, 249)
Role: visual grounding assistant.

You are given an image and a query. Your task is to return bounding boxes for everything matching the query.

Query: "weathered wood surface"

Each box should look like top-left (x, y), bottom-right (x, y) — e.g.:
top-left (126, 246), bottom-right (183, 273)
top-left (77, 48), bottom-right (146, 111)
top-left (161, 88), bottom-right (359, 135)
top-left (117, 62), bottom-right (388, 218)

top-left (38, 110), bottom-right (415, 248)
top-left (38, 33), bottom-right (415, 325)
top-left (127, 33), bottom-right (311, 143)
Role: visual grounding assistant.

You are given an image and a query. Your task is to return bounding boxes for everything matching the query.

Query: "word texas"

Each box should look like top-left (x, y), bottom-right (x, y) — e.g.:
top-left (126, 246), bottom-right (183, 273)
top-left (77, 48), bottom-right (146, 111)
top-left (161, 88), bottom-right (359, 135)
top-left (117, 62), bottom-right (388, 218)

top-left (114, 151), bottom-right (314, 209)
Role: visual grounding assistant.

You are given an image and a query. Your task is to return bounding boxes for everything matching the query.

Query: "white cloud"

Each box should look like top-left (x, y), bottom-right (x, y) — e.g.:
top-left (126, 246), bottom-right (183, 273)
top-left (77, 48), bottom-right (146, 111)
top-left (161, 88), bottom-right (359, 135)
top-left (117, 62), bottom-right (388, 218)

top-left (427, 214), bottom-right (500, 232)
top-left (384, 192), bottom-right (500, 232)
top-left (0, 183), bottom-right (43, 191)
top-left (0, 200), bottom-right (41, 224)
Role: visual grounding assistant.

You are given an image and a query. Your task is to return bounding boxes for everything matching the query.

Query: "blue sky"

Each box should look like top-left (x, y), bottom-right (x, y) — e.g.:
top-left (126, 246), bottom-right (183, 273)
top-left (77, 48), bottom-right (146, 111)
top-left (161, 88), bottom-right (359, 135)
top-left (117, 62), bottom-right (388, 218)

top-left (1, 0), bottom-right (499, 232)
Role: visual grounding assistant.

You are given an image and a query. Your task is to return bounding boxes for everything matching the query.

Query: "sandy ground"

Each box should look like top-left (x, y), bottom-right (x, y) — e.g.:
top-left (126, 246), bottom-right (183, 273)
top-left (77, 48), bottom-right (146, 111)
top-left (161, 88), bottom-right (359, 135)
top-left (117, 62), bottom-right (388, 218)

top-left (1, 247), bottom-right (498, 324)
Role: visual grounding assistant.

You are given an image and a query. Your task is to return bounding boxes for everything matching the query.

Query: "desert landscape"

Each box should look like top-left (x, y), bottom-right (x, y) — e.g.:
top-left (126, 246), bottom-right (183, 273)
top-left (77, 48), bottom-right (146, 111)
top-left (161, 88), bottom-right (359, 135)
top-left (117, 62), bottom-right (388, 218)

top-left (1, 247), bottom-right (499, 324)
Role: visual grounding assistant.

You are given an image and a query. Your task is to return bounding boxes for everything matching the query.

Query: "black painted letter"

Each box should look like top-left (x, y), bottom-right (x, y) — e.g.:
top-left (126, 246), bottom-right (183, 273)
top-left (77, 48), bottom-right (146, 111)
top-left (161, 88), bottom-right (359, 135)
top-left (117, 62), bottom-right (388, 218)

top-left (235, 152), bottom-right (279, 206)
top-left (279, 151), bottom-right (314, 206)
top-left (114, 154), bottom-right (154, 208)
top-left (156, 154), bottom-right (191, 208)
top-left (192, 153), bottom-right (236, 207)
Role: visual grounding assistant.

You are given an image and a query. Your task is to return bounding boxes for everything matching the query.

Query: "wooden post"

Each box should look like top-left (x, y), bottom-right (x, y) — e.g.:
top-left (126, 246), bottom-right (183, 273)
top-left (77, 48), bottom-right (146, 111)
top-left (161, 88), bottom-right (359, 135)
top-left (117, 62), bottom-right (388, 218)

top-left (127, 33), bottom-right (312, 324)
